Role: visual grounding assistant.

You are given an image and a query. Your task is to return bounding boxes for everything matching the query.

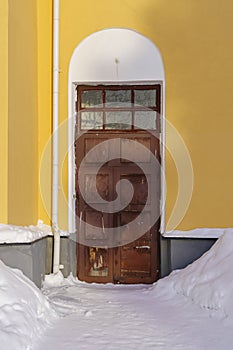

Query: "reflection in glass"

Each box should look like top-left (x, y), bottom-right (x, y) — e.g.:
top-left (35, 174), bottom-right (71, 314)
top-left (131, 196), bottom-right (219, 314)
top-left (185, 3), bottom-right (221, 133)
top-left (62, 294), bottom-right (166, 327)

top-left (134, 90), bottom-right (156, 107)
top-left (134, 111), bottom-right (157, 130)
top-left (105, 111), bottom-right (132, 129)
top-left (81, 90), bottom-right (103, 108)
top-left (81, 112), bottom-right (103, 130)
top-left (105, 90), bottom-right (131, 107)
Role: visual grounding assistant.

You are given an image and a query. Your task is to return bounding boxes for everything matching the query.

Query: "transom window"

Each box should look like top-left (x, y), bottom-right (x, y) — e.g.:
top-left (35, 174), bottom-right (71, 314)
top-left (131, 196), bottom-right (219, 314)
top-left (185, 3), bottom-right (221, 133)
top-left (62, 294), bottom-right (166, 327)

top-left (76, 85), bottom-right (161, 131)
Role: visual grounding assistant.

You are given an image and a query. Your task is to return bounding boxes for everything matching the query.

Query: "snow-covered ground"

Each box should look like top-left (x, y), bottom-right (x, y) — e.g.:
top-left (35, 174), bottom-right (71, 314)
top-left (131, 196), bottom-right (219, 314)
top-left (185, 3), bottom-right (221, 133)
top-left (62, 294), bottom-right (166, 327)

top-left (2, 230), bottom-right (233, 349)
top-left (33, 231), bottom-right (233, 350)
top-left (0, 261), bottom-right (57, 350)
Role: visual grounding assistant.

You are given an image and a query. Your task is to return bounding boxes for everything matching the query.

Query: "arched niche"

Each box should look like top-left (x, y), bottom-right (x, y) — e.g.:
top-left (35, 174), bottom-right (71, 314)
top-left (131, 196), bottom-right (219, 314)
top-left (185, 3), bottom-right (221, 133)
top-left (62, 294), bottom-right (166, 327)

top-left (68, 28), bottom-right (165, 233)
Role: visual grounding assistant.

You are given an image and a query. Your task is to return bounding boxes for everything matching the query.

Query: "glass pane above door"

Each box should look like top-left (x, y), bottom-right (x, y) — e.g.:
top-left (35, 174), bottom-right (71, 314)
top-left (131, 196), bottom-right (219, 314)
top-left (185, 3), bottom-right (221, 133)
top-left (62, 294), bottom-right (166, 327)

top-left (105, 111), bottom-right (132, 129)
top-left (134, 111), bottom-right (157, 130)
top-left (134, 89), bottom-right (156, 107)
top-left (105, 90), bottom-right (131, 107)
top-left (80, 111), bottom-right (103, 130)
top-left (81, 90), bottom-right (103, 108)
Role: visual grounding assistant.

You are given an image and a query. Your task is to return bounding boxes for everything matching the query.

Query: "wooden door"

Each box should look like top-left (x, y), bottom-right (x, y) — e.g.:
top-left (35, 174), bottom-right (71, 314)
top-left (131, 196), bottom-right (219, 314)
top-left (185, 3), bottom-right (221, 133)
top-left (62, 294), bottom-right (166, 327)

top-left (75, 85), bottom-right (161, 284)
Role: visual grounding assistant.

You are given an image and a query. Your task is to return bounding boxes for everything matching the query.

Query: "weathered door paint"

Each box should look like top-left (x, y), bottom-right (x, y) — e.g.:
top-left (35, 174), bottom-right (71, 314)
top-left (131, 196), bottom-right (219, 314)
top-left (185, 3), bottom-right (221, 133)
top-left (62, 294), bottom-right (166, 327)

top-left (75, 85), bottom-right (161, 283)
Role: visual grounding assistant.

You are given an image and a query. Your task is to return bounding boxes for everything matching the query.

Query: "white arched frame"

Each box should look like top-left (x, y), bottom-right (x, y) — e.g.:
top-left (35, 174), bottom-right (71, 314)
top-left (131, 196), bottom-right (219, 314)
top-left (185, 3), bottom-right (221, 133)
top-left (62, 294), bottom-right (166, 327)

top-left (68, 28), bottom-right (165, 233)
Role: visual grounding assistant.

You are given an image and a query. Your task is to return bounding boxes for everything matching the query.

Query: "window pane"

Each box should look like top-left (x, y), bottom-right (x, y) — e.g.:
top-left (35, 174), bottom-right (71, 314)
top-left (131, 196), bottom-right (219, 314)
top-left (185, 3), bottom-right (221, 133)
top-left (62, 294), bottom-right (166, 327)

top-left (81, 112), bottom-right (103, 130)
top-left (105, 90), bottom-right (131, 107)
top-left (105, 111), bottom-right (132, 129)
top-left (134, 111), bottom-right (157, 130)
top-left (134, 90), bottom-right (156, 107)
top-left (81, 90), bottom-right (103, 108)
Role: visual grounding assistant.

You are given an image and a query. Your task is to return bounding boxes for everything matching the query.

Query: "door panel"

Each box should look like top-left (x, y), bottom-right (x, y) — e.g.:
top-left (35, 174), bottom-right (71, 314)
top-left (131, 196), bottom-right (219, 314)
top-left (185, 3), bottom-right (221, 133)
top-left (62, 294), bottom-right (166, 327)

top-left (84, 173), bottom-right (109, 203)
top-left (85, 247), bottom-right (110, 277)
top-left (120, 137), bottom-right (152, 163)
top-left (78, 244), bottom-right (114, 283)
top-left (114, 212), bottom-right (159, 283)
top-left (120, 173), bottom-right (148, 205)
top-left (84, 138), bottom-right (108, 163)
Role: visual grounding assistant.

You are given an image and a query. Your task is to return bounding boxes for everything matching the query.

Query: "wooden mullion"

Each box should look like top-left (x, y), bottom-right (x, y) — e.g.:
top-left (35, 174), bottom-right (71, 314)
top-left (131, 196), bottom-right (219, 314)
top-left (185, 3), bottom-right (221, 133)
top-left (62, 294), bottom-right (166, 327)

top-left (103, 88), bottom-right (106, 130)
top-left (156, 85), bottom-right (161, 132)
top-left (131, 88), bottom-right (135, 130)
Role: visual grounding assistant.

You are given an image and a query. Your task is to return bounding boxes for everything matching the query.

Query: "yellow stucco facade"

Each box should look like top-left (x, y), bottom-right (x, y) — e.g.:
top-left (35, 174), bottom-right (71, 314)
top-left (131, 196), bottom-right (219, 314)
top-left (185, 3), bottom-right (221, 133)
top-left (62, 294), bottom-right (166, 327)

top-left (0, 0), bottom-right (8, 223)
top-left (8, 0), bottom-right (38, 225)
top-left (1, 0), bottom-right (233, 231)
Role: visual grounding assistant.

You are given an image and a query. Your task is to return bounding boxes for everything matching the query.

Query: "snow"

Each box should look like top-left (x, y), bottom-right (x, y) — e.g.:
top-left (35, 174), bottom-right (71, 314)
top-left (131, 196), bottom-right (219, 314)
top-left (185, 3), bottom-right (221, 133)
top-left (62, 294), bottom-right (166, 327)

top-left (0, 220), bottom-right (51, 244)
top-left (164, 227), bottom-right (233, 238)
top-left (32, 231), bottom-right (233, 350)
top-left (158, 230), bottom-right (233, 319)
top-left (0, 260), bottom-right (57, 350)
top-left (1, 230), bottom-right (233, 349)
top-left (0, 220), bottom-right (69, 244)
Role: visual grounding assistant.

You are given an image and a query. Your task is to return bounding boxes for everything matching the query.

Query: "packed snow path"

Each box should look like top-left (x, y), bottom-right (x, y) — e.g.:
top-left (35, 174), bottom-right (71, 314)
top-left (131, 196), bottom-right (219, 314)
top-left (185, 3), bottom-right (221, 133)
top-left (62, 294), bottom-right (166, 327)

top-left (33, 232), bottom-right (233, 349)
top-left (33, 279), bottom-right (233, 350)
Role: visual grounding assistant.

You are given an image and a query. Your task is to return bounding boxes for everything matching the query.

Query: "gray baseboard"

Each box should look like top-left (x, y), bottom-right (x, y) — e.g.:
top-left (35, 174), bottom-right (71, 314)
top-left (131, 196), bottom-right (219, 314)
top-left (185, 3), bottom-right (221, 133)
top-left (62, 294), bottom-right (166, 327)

top-left (0, 236), bottom-right (77, 288)
top-left (0, 238), bottom-right (47, 287)
top-left (0, 234), bottom-right (217, 286)
top-left (160, 236), bottom-right (217, 277)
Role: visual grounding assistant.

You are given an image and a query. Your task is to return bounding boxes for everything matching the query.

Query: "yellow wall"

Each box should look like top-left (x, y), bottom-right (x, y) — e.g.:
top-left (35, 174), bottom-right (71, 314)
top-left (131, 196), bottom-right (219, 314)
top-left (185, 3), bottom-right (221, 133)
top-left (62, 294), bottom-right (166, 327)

top-left (8, 0), bottom-right (38, 225)
top-left (6, 0), bottom-right (232, 230)
top-left (0, 0), bottom-right (8, 223)
top-left (54, 0), bottom-right (233, 230)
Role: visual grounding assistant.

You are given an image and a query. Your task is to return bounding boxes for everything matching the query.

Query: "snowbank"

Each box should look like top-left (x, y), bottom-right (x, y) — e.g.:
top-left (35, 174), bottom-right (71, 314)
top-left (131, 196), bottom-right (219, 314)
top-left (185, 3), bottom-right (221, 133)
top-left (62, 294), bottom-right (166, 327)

top-left (164, 227), bottom-right (232, 238)
top-left (0, 220), bottom-right (69, 244)
top-left (156, 229), bottom-right (233, 319)
top-left (0, 260), bottom-right (57, 350)
top-left (43, 271), bottom-right (75, 288)
top-left (0, 220), bottom-right (51, 244)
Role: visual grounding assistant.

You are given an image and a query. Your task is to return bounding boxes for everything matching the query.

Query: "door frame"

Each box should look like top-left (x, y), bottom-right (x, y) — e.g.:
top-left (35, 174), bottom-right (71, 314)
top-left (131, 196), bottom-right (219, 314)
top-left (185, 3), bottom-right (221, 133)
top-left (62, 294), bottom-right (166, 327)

top-left (68, 80), bottom-right (166, 235)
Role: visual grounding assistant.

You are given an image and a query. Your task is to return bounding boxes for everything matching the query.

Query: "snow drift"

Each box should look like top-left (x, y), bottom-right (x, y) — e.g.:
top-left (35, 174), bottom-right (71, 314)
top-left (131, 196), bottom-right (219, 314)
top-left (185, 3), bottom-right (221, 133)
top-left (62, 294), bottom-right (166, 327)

top-left (155, 230), bottom-right (233, 318)
top-left (0, 220), bottom-right (51, 244)
top-left (0, 260), bottom-right (57, 350)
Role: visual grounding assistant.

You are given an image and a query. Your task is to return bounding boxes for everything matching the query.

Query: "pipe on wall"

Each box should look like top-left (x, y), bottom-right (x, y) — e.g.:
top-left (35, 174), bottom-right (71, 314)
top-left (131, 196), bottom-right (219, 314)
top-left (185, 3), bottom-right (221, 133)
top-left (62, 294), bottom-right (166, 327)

top-left (52, 0), bottom-right (60, 274)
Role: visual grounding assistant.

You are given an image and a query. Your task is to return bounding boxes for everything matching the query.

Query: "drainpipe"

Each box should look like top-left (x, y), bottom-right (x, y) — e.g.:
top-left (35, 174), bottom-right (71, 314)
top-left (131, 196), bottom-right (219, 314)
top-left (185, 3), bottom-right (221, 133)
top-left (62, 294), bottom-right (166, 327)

top-left (52, 0), bottom-right (60, 274)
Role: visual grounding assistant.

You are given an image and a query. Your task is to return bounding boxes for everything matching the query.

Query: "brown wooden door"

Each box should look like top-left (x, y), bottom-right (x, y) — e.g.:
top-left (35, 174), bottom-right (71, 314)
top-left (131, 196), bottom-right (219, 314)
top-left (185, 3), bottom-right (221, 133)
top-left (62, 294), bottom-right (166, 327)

top-left (75, 84), bottom-right (161, 284)
top-left (75, 133), bottom-right (160, 284)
